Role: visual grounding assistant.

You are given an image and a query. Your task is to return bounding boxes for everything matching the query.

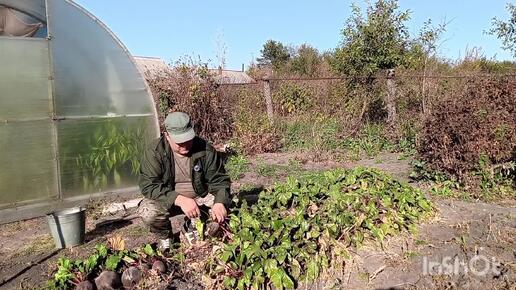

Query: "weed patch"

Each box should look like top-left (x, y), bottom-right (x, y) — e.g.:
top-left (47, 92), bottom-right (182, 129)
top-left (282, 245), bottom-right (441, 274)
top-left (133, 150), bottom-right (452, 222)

top-left (254, 158), bottom-right (308, 179)
top-left (473, 156), bottom-right (515, 200)
top-left (344, 123), bottom-right (393, 160)
top-left (255, 159), bottom-right (278, 177)
top-left (280, 116), bottom-right (342, 152)
top-left (411, 158), bottom-right (515, 201)
top-left (226, 155), bottom-right (250, 181)
top-left (9, 235), bottom-right (55, 260)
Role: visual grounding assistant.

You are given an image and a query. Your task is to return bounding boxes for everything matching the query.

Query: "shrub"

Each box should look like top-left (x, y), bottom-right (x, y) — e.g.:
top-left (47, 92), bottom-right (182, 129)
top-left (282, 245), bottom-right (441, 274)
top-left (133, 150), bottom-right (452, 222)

top-left (275, 84), bottom-right (313, 114)
top-left (233, 111), bottom-right (281, 155)
top-left (223, 86), bottom-right (282, 155)
top-left (417, 77), bottom-right (515, 181)
top-left (147, 59), bottom-right (234, 143)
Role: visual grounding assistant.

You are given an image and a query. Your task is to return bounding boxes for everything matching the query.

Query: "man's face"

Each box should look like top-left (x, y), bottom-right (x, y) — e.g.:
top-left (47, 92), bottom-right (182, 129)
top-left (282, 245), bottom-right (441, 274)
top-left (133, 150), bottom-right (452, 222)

top-left (170, 137), bottom-right (194, 155)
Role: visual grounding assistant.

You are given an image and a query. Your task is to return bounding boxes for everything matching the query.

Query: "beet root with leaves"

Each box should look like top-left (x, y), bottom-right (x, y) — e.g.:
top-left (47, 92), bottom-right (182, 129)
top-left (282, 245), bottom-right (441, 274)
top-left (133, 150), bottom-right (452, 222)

top-left (45, 241), bottom-right (184, 290)
top-left (209, 167), bottom-right (433, 289)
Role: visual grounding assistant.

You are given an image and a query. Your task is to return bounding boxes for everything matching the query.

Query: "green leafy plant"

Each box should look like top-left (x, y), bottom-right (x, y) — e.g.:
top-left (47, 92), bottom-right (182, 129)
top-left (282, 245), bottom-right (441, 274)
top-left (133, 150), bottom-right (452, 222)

top-left (75, 121), bottom-right (146, 189)
top-left (83, 254), bottom-right (100, 274)
top-left (47, 245), bottom-right (110, 288)
top-left (430, 180), bottom-right (461, 198)
top-left (226, 155), bottom-right (250, 181)
top-left (409, 160), bottom-right (448, 182)
top-left (276, 84), bottom-right (313, 114)
top-left (143, 244), bottom-right (156, 257)
top-left (395, 121), bottom-right (418, 159)
top-left (59, 119), bottom-right (150, 193)
top-left (96, 244), bottom-right (109, 258)
top-left (210, 167), bottom-right (433, 289)
top-left (105, 254), bottom-right (123, 271)
top-left (49, 258), bottom-right (74, 289)
top-left (195, 219), bottom-right (205, 241)
top-left (410, 160), bottom-right (466, 198)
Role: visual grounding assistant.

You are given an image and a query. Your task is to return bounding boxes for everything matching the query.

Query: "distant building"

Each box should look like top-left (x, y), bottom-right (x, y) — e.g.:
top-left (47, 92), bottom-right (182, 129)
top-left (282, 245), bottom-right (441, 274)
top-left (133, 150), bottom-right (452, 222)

top-left (208, 67), bottom-right (255, 84)
top-left (134, 56), bottom-right (255, 84)
top-left (134, 56), bottom-right (170, 78)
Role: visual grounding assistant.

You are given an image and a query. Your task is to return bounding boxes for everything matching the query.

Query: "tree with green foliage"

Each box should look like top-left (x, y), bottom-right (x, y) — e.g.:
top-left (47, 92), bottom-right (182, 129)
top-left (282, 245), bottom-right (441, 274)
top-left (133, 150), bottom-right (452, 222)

top-left (257, 40), bottom-right (291, 69)
top-left (289, 44), bottom-right (321, 77)
top-left (487, 3), bottom-right (516, 58)
top-left (330, 0), bottom-right (413, 123)
top-left (330, 0), bottom-right (412, 78)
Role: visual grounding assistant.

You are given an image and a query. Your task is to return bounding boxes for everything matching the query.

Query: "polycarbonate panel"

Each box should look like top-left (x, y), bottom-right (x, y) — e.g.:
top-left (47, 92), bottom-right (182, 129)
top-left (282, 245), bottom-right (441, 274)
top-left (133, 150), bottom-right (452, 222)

top-left (0, 38), bottom-right (51, 120)
top-left (47, 0), bottom-right (154, 117)
top-left (0, 0), bottom-right (47, 23)
top-left (0, 120), bottom-right (58, 207)
top-left (58, 116), bottom-right (156, 197)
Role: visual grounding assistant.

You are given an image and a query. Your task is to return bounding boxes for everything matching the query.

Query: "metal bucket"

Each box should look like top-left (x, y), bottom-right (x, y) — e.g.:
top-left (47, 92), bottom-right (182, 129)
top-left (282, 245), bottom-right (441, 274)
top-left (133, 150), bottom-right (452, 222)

top-left (46, 207), bottom-right (86, 248)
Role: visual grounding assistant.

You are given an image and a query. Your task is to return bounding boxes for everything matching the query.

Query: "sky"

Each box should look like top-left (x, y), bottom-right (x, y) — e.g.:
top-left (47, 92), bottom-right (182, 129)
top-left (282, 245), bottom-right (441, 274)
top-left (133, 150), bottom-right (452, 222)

top-left (75, 0), bottom-right (514, 70)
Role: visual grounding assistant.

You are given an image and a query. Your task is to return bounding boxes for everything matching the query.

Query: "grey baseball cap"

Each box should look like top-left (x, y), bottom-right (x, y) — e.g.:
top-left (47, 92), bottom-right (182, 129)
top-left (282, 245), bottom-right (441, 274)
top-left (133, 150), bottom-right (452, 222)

top-left (164, 112), bottom-right (196, 143)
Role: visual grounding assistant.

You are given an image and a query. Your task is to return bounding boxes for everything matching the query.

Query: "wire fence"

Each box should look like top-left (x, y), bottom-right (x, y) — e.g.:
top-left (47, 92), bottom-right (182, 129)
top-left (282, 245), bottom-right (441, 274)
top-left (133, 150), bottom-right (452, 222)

top-left (220, 73), bottom-right (516, 86)
top-left (217, 72), bottom-right (516, 126)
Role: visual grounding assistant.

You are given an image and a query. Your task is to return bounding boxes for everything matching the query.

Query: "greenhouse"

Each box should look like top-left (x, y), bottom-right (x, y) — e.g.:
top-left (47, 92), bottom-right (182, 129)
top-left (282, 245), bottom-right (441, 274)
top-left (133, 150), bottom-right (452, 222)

top-left (0, 0), bottom-right (159, 223)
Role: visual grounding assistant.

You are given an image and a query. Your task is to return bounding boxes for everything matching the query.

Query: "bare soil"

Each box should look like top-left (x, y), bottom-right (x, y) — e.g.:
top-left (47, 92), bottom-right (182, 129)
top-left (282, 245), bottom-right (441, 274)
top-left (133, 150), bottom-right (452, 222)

top-left (0, 152), bottom-right (514, 290)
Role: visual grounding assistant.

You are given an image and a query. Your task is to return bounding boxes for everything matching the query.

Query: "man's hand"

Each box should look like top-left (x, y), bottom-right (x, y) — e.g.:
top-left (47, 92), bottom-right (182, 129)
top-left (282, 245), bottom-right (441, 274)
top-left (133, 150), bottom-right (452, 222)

top-left (174, 195), bottom-right (200, 218)
top-left (211, 203), bottom-right (227, 223)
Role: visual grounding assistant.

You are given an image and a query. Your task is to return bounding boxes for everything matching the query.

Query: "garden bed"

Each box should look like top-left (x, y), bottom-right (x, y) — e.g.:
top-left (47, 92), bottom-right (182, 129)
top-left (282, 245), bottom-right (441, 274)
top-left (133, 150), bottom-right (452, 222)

top-left (0, 152), bottom-right (514, 289)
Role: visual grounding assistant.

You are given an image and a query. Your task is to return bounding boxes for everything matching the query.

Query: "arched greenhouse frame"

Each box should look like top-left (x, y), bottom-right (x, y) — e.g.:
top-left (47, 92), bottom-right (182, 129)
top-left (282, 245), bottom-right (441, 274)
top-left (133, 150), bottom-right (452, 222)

top-left (0, 0), bottom-right (159, 223)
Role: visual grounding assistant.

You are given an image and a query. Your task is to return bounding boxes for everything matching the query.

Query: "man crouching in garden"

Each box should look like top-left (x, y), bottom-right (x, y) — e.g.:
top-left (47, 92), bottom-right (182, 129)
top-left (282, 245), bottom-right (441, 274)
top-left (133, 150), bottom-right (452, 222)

top-left (137, 111), bottom-right (231, 250)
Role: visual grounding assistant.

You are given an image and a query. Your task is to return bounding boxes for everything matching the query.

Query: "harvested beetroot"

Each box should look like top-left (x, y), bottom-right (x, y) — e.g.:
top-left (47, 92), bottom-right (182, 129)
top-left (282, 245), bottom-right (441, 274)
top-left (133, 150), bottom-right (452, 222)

top-left (75, 280), bottom-right (94, 290)
top-left (95, 270), bottom-right (122, 290)
top-left (121, 266), bottom-right (142, 288)
top-left (152, 260), bottom-right (166, 273)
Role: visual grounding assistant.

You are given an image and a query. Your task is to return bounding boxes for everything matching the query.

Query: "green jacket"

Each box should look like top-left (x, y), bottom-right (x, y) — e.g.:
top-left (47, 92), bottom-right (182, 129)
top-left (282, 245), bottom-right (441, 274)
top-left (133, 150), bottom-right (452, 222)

top-left (139, 135), bottom-right (231, 209)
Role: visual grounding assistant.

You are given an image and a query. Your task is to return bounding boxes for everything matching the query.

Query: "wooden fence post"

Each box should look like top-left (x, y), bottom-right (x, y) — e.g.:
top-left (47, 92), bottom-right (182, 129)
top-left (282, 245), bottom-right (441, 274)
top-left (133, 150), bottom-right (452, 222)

top-left (386, 69), bottom-right (397, 126)
top-left (263, 78), bottom-right (274, 125)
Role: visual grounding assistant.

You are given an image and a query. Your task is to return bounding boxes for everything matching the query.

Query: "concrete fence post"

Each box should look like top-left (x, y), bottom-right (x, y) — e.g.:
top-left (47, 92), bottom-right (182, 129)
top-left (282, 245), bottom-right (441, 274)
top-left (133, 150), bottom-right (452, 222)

top-left (263, 78), bottom-right (274, 125)
top-left (386, 69), bottom-right (397, 126)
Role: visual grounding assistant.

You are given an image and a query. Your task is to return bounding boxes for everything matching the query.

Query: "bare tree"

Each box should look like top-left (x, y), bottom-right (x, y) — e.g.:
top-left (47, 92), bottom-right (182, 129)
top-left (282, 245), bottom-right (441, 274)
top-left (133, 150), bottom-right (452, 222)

top-left (214, 29), bottom-right (227, 69)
